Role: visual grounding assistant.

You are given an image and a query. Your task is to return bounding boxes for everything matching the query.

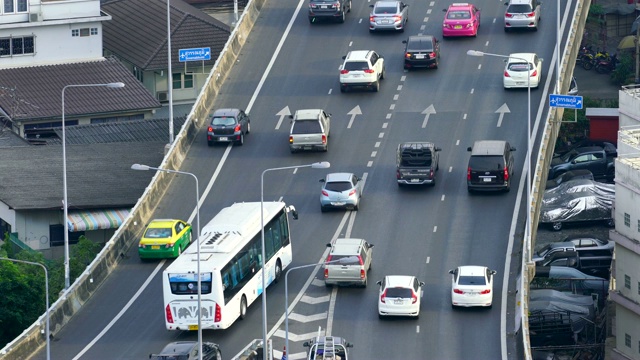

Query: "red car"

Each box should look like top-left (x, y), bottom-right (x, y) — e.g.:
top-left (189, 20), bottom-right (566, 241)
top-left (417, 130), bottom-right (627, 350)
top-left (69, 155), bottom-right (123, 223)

top-left (442, 3), bottom-right (480, 37)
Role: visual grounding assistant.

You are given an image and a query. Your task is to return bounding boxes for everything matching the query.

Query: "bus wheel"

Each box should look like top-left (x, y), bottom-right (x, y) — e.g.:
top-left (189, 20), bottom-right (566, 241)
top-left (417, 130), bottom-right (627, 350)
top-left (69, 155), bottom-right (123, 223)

top-left (239, 295), bottom-right (247, 320)
top-left (274, 260), bottom-right (282, 283)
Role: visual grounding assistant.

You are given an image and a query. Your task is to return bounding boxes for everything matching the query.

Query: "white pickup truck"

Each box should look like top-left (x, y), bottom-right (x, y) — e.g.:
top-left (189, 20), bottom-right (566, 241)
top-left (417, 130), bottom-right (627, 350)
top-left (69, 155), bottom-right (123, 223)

top-left (289, 109), bottom-right (331, 153)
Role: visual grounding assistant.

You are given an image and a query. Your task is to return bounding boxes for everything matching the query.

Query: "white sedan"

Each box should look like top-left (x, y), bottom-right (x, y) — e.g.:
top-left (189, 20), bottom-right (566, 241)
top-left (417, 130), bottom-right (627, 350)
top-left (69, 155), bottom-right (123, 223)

top-left (377, 275), bottom-right (424, 319)
top-left (503, 52), bottom-right (543, 89)
top-left (449, 266), bottom-right (496, 308)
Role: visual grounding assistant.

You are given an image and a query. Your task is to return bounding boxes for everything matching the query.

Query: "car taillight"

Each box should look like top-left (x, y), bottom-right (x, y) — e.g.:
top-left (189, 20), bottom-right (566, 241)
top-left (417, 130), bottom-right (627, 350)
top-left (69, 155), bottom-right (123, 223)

top-left (322, 134), bottom-right (327, 144)
top-left (429, 52), bottom-right (436, 59)
top-left (503, 167), bottom-right (509, 181)
top-left (411, 292), bottom-right (418, 304)
top-left (364, 69), bottom-right (375, 73)
top-left (453, 289), bottom-right (464, 294)
top-left (207, 126), bottom-right (213, 133)
top-left (348, 189), bottom-right (356, 196)
top-left (466, 23), bottom-right (473, 28)
top-left (166, 304), bottom-right (174, 323)
top-left (215, 303), bottom-right (221, 322)
top-left (322, 190), bottom-right (329, 197)
top-left (234, 124), bottom-right (241, 132)
top-left (380, 290), bottom-right (387, 303)
top-left (358, 256), bottom-right (364, 265)
top-left (405, 52), bottom-right (411, 59)
top-left (505, 13), bottom-right (513, 18)
top-left (393, 15), bottom-right (402, 22)
top-left (530, 70), bottom-right (537, 77)
top-left (324, 268), bottom-right (329, 278)
top-left (396, 170), bottom-right (401, 179)
top-left (360, 269), bottom-right (365, 279)
top-left (504, 71), bottom-right (511, 77)
top-left (430, 169), bottom-right (434, 177)
top-left (467, 167), bottom-right (472, 181)
top-left (369, 16), bottom-right (375, 22)
top-left (289, 136), bottom-right (294, 144)
top-left (138, 243), bottom-right (144, 248)
top-left (332, 2), bottom-right (339, 8)
top-left (527, 11), bottom-right (535, 17)
top-left (165, 242), bottom-right (174, 248)
top-left (480, 289), bottom-right (491, 295)
top-left (326, 255), bottom-right (332, 261)
top-left (340, 69), bottom-right (349, 74)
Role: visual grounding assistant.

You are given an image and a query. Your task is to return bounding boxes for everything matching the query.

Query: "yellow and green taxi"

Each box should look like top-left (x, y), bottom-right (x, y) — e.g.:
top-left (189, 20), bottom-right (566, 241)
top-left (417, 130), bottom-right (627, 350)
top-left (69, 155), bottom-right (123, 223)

top-left (138, 219), bottom-right (192, 259)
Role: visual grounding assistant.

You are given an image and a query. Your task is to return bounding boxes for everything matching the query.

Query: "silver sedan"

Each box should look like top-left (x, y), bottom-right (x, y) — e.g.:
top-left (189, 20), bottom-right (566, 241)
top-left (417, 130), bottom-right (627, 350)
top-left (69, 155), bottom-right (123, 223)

top-left (369, 1), bottom-right (409, 32)
top-left (320, 172), bottom-right (363, 212)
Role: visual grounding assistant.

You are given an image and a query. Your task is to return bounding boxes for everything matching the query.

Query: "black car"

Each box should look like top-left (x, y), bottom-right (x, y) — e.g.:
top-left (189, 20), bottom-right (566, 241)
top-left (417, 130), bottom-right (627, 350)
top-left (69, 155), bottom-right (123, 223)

top-left (402, 35), bottom-right (440, 70)
top-left (150, 341), bottom-right (221, 360)
top-left (466, 140), bottom-right (516, 192)
top-left (308, 0), bottom-right (352, 23)
top-left (396, 142), bottom-right (441, 186)
top-left (206, 108), bottom-right (250, 146)
top-left (545, 169), bottom-right (594, 189)
top-left (553, 138), bottom-right (617, 158)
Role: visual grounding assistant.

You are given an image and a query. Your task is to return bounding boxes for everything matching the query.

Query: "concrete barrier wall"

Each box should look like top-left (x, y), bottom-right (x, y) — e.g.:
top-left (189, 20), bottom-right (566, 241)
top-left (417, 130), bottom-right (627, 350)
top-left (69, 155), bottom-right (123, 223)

top-left (518, 1), bottom-right (591, 358)
top-left (0, 0), bottom-right (267, 358)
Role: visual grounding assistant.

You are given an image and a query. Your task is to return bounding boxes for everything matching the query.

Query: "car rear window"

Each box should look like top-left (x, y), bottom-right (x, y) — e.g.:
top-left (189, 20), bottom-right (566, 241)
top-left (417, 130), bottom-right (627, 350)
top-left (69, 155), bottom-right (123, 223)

top-left (374, 6), bottom-right (397, 14)
top-left (329, 255), bottom-right (361, 265)
top-left (211, 116), bottom-right (237, 126)
top-left (407, 39), bottom-right (433, 52)
top-left (447, 10), bottom-right (471, 19)
top-left (386, 287), bottom-right (412, 298)
top-left (507, 4), bottom-right (532, 13)
top-left (344, 61), bottom-right (370, 71)
top-left (507, 62), bottom-right (533, 71)
top-left (291, 120), bottom-right (321, 134)
top-left (458, 275), bottom-right (486, 286)
top-left (325, 181), bottom-right (352, 192)
top-left (469, 155), bottom-right (504, 170)
top-left (145, 228), bottom-right (172, 238)
top-left (400, 148), bottom-right (432, 167)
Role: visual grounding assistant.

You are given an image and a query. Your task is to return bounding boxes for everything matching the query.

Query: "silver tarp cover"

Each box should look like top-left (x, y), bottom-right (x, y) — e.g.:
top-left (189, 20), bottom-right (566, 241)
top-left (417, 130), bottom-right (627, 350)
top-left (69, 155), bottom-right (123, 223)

top-left (539, 179), bottom-right (614, 224)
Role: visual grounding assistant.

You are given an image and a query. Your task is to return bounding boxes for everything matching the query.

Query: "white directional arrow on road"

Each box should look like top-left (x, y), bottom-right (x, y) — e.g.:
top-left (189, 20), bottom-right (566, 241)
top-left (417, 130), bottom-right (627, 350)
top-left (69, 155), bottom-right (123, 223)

top-left (347, 105), bottom-right (362, 129)
top-left (275, 106), bottom-right (291, 130)
top-left (421, 104), bottom-right (436, 128)
top-left (495, 103), bottom-right (511, 127)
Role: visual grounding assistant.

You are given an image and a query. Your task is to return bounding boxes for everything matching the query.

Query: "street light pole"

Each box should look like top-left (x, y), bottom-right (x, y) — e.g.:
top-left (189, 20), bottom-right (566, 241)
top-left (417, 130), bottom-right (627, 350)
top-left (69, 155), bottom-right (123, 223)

top-left (260, 161), bottom-right (330, 360)
top-left (466, 50), bottom-right (532, 245)
top-left (61, 82), bottom-right (125, 290)
top-left (167, 0), bottom-right (174, 144)
top-left (0, 258), bottom-right (49, 360)
top-left (131, 163), bottom-right (202, 359)
top-left (284, 257), bottom-right (358, 357)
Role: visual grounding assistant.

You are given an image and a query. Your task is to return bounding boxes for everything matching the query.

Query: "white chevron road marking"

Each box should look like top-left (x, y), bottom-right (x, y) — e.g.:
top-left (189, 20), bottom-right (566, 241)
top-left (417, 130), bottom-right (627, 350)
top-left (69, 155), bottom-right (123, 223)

top-left (274, 329), bottom-right (324, 342)
top-left (288, 311), bottom-right (328, 323)
top-left (301, 294), bottom-right (331, 304)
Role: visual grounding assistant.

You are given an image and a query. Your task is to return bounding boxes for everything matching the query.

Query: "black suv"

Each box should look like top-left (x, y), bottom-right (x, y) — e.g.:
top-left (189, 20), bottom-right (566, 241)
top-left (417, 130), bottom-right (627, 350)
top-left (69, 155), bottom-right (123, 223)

top-left (402, 35), bottom-right (440, 70)
top-left (206, 108), bottom-right (250, 146)
top-left (466, 140), bottom-right (516, 192)
top-left (396, 142), bottom-right (441, 186)
top-left (308, 0), bottom-right (352, 24)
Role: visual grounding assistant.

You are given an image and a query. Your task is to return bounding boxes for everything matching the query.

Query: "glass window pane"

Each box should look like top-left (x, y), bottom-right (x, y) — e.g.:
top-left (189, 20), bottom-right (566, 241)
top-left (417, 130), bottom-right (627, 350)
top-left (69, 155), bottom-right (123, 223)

top-left (12, 38), bottom-right (23, 55)
top-left (184, 74), bottom-right (193, 88)
top-left (23, 36), bottom-right (34, 54)
top-left (172, 73), bottom-right (182, 89)
top-left (17, 0), bottom-right (27, 12)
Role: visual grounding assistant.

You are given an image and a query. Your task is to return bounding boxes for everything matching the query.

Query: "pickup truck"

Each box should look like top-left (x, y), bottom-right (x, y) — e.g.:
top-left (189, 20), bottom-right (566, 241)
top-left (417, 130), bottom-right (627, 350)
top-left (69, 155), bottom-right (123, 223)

top-left (396, 142), bottom-right (441, 186)
top-left (548, 146), bottom-right (615, 181)
top-left (534, 249), bottom-right (612, 278)
top-left (289, 109), bottom-right (331, 153)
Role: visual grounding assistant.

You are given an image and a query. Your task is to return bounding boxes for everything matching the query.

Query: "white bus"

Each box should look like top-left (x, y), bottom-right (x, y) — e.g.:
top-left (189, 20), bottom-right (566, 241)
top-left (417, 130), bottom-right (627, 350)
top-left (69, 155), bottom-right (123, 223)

top-left (162, 201), bottom-right (297, 330)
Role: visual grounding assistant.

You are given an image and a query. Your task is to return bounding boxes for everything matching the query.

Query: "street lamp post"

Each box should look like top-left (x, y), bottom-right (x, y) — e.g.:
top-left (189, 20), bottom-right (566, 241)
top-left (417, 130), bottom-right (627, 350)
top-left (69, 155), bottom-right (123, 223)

top-left (62, 82), bottom-right (125, 290)
top-left (260, 161), bottom-right (330, 360)
top-left (166, 0), bottom-right (174, 144)
top-left (0, 258), bottom-right (49, 360)
top-left (130, 164), bottom-right (202, 359)
top-left (466, 49), bottom-right (533, 263)
top-left (284, 257), bottom-right (358, 357)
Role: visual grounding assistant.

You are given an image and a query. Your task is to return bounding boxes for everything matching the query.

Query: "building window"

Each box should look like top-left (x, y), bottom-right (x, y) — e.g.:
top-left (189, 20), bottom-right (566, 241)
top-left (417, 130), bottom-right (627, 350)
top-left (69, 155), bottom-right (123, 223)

top-left (90, 28), bottom-right (98, 35)
top-left (72, 29), bottom-right (79, 37)
top-left (4, 0), bottom-right (27, 12)
top-left (0, 35), bottom-right (34, 56)
top-left (184, 73), bottom-right (194, 88)
top-left (172, 73), bottom-right (194, 90)
top-left (637, 219), bottom-right (640, 233)
top-left (625, 275), bottom-right (631, 289)
top-left (17, 0), bottom-right (26, 12)
top-left (626, 333), bottom-right (631, 347)
top-left (133, 66), bottom-right (143, 82)
top-left (72, 28), bottom-right (97, 37)
top-left (624, 213), bottom-right (630, 227)
top-left (172, 73), bottom-right (182, 89)
top-left (90, 114), bottom-right (144, 124)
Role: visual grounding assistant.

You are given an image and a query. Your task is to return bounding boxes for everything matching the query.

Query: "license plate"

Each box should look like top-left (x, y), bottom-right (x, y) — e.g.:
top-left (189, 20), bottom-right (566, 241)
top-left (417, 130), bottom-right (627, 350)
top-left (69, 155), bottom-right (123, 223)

top-left (415, 54), bottom-right (426, 59)
top-left (151, 245), bottom-right (160, 250)
top-left (411, 179), bottom-right (420, 183)
top-left (483, 178), bottom-right (492, 182)
top-left (454, 25), bottom-right (462, 29)
top-left (188, 325), bottom-right (198, 331)
top-left (394, 299), bottom-right (404, 305)
top-left (381, 19), bottom-right (391, 24)
top-left (332, 202), bottom-right (346, 206)
top-left (322, 5), bottom-right (329, 8)
top-left (516, 82), bottom-right (525, 85)
top-left (219, 137), bottom-right (228, 141)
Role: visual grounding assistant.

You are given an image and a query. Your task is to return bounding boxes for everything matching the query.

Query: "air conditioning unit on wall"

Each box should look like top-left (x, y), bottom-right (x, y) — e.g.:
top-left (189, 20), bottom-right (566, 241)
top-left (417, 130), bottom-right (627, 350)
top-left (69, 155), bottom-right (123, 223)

top-left (29, 12), bottom-right (41, 22)
top-left (156, 91), bottom-right (168, 102)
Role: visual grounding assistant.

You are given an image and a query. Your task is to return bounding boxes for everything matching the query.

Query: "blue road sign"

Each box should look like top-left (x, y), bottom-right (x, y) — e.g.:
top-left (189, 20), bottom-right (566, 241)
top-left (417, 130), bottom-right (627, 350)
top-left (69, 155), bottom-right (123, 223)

top-left (179, 47), bottom-right (211, 62)
top-left (549, 94), bottom-right (583, 109)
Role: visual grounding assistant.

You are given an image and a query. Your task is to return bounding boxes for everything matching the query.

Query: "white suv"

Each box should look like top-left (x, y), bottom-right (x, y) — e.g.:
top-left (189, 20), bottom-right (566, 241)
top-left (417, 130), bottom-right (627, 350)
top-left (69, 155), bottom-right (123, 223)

top-left (376, 275), bottom-right (424, 319)
top-left (339, 50), bottom-right (385, 92)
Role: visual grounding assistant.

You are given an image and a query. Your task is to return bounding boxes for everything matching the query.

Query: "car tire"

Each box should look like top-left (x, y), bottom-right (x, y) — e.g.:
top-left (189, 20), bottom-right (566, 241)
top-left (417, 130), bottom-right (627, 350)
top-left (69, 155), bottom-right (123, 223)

top-left (325, 282), bottom-right (332, 288)
top-left (347, 0), bottom-right (352, 12)
top-left (362, 277), bottom-right (367, 288)
top-left (323, 143), bottom-right (328, 152)
top-left (321, 206), bottom-right (327, 213)
top-left (533, 26), bottom-right (538, 32)
top-left (309, 17), bottom-right (315, 24)
top-left (398, 182), bottom-right (404, 187)
top-left (340, 85), bottom-right (348, 93)
top-left (433, 59), bottom-right (438, 69)
top-left (504, 27), bottom-right (509, 33)
top-left (246, 122), bottom-right (251, 134)
top-left (582, 60), bottom-right (594, 70)
top-left (467, 187), bottom-right (473, 194)
top-left (552, 222), bottom-right (563, 231)
top-left (274, 260), bottom-right (282, 283)
top-left (207, 141), bottom-right (213, 147)
top-left (353, 203), bottom-right (359, 211)
top-left (214, 349), bottom-right (222, 360)
top-left (239, 295), bottom-right (248, 320)
top-left (381, 68), bottom-right (385, 80)
top-left (415, 313), bottom-right (419, 320)
top-left (378, 314), bottom-right (384, 320)
top-left (339, 11), bottom-right (345, 23)
top-left (372, 81), bottom-right (379, 92)
top-left (237, 134), bottom-right (244, 146)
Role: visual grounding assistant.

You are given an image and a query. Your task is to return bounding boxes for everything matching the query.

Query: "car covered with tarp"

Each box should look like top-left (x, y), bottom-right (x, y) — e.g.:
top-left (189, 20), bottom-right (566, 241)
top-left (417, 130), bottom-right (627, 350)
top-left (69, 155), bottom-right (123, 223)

top-left (539, 179), bottom-right (614, 231)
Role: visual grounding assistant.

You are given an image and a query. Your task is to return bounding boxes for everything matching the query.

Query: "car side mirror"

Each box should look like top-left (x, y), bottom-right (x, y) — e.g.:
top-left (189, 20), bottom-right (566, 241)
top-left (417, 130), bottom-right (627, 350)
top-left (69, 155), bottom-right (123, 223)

top-left (376, 280), bottom-right (382, 285)
top-left (320, 179), bottom-right (325, 183)
top-left (369, 4), bottom-right (374, 7)
top-left (448, 269), bottom-right (455, 274)
top-left (303, 342), bottom-right (310, 347)
top-left (442, 8), bottom-right (447, 12)
top-left (342, 55), bottom-right (347, 60)
top-left (420, 281), bottom-right (425, 286)
top-left (347, 343), bottom-right (354, 348)
top-left (540, 58), bottom-right (544, 62)
top-left (326, 243), bottom-right (332, 248)
top-left (435, 147), bottom-right (442, 152)
top-left (467, 147), bottom-right (472, 152)
top-left (491, 270), bottom-right (497, 275)
top-left (288, 115), bottom-right (293, 119)
top-left (402, 40), bottom-right (408, 44)
top-left (510, 147), bottom-right (517, 151)
top-left (369, 244), bottom-right (375, 248)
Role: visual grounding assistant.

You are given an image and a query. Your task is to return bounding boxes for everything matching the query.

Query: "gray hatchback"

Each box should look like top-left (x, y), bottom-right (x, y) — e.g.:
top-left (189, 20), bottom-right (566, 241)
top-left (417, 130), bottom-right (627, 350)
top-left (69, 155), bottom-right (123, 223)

top-left (320, 172), bottom-right (363, 212)
top-left (206, 108), bottom-right (250, 146)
